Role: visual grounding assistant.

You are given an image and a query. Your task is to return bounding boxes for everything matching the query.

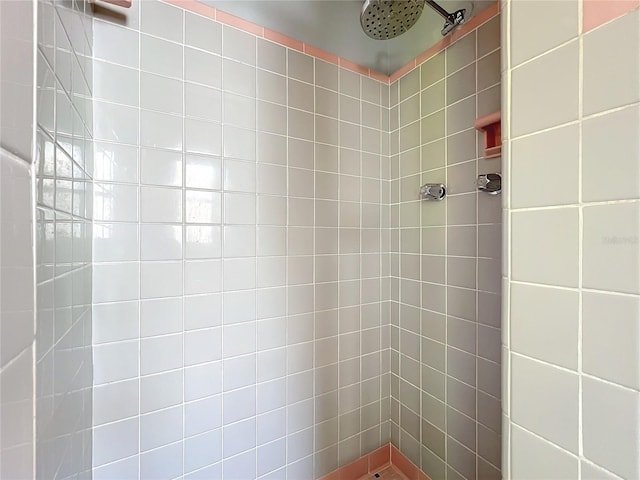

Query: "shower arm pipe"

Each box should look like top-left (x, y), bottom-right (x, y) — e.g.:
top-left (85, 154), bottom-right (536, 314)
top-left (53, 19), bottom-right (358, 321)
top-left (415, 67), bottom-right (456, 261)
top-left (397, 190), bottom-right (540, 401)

top-left (424, 0), bottom-right (452, 21)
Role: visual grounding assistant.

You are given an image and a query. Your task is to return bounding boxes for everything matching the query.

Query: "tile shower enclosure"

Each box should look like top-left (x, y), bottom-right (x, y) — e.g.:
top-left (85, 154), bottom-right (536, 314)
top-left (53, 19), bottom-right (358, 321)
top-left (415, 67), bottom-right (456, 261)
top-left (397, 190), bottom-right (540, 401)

top-left (34, 0), bottom-right (501, 479)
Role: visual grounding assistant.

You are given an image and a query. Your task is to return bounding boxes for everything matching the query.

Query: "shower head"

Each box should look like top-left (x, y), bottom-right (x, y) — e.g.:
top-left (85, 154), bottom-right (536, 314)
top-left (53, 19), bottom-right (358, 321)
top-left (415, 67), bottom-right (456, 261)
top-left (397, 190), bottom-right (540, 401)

top-left (360, 0), bottom-right (468, 40)
top-left (360, 0), bottom-right (425, 40)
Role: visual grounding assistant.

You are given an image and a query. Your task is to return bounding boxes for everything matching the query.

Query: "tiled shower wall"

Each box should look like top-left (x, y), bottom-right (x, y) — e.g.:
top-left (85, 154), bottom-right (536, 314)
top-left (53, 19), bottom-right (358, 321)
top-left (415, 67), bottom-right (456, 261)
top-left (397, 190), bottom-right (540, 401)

top-left (389, 14), bottom-right (502, 480)
top-left (502, 2), bottom-right (640, 479)
top-left (0, 0), bottom-right (35, 477)
top-left (35, 0), bottom-right (95, 478)
top-left (90, 1), bottom-right (391, 478)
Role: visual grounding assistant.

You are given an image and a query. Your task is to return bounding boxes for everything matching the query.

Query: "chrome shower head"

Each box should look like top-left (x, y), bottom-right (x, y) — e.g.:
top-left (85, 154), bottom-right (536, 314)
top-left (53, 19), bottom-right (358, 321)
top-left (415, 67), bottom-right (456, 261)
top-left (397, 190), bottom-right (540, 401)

top-left (360, 0), bottom-right (425, 40)
top-left (360, 0), bottom-right (469, 40)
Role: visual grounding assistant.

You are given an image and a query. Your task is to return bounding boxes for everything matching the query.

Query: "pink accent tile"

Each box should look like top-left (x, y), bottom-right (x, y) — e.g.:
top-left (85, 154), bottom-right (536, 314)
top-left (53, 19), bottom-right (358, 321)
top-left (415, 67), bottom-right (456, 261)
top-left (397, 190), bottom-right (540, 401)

top-left (264, 28), bottom-right (304, 51)
top-left (583, 0), bottom-right (640, 32)
top-left (390, 445), bottom-right (420, 480)
top-left (359, 465), bottom-right (410, 480)
top-left (369, 69), bottom-right (390, 84)
top-left (418, 471), bottom-right (431, 480)
top-left (339, 57), bottom-right (371, 76)
top-left (304, 44), bottom-right (340, 65)
top-left (320, 469), bottom-right (343, 480)
top-left (389, 60), bottom-right (416, 83)
top-left (368, 444), bottom-right (391, 472)
top-left (161, 0), bottom-right (215, 18)
top-left (340, 457), bottom-right (369, 479)
top-left (215, 9), bottom-right (263, 36)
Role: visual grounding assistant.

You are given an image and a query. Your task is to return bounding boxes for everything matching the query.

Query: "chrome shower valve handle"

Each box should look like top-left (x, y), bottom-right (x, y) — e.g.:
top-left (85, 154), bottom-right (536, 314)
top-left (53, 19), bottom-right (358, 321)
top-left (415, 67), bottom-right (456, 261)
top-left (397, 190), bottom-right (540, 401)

top-left (420, 183), bottom-right (447, 201)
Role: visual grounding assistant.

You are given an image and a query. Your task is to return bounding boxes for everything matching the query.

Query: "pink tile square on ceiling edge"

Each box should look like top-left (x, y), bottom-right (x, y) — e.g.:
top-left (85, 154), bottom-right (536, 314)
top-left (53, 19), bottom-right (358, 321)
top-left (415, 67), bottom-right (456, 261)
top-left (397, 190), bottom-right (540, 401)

top-left (339, 57), bottom-right (371, 76)
top-left (583, 0), bottom-right (640, 32)
top-left (264, 28), bottom-right (304, 51)
top-left (215, 9), bottom-right (264, 36)
top-left (160, 0), bottom-right (214, 19)
top-left (303, 43), bottom-right (339, 65)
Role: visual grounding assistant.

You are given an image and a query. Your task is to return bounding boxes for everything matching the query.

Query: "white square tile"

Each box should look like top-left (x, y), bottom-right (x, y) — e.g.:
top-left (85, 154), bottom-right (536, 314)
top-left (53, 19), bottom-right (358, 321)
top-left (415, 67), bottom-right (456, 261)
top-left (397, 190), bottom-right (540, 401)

top-left (583, 377), bottom-right (640, 479)
top-left (223, 258), bottom-right (256, 291)
top-left (223, 225), bottom-right (256, 257)
top-left (185, 362), bottom-right (222, 401)
top-left (511, 208), bottom-right (579, 287)
top-left (186, 190), bottom-right (222, 224)
top-left (185, 259), bottom-right (222, 295)
top-left (93, 262), bottom-right (139, 303)
top-left (583, 203), bottom-right (640, 294)
top-left (141, 261), bottom-right (183, 299)
top-left (186, 154), bottom-right (222, 190)
top-left (583, 292), bottom-right (640, 389)
top-left (510, 0), bottom-right (579, 66)
top-left (224, 92), bottom-right (256, 130)
top-left (140, 72), bottom-right (183, 115)
top-left (140, 148), bottom-right (182, 187)
top-left (140, 186), bottom-right (182, 223)
top-left (583, 10), bottom-right (640, 115)
top-left (93, 418), bottom-right (139, 467)
top-left (140, 110), bottom-right (183, 151)
top-left (223, 323), bottom-right (256, 358)
top-left (94, 142), bottom-right (138, 183)
top-left (185, 328), bottom-right (222, 366)
top-left (582, 105), bottom-right (640, 202)
top-left (93, 60), bottom-right (139, 106)
top-left (185, 12), bottom-right (221, 54)
top-left (511, 124), bottom-right (579, 208)
top-left (140, 34), bottom-right (182, 79)
top-left (511, 283), bottom-right (579, 369)
top-left (93, 223), bottom-right (138, 262)
top-left (223, 192), bottom-right (255, 225)
top-left (185, 47), bottom-right (222, 89)
top-left (511, 41), bottom-right (579, 136)
top-left (93, 341), bottom-right (139, 385)
top-left (186, 118), bottom-right (222, 156)
top-left (223, 59), bottom-right (256, 97)
top-left (185, 225), bottom-right (221, 259)
top-left (140, 406), bottom-right (183, 451)
top-left (511, 354), bottom-right (579, 453)
top-left (140, 0), bottom-right (183, 43)
top-left (185, 83), bottom-right (222, 123)
top-left (93, 102), bottom-right (139, 145)
top-left (224, 159), bottom-right (256, 193)
top-left (511, 425), bottom-right (578, 479)
top-left (184, 430), bottom-right (222, 473)
top-left (93, 20), bottom-right (139, 68)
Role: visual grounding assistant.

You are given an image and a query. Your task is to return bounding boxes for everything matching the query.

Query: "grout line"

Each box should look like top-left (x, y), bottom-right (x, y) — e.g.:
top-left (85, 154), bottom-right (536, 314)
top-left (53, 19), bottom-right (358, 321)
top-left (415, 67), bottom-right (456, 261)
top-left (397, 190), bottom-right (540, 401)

top-left (577, 0), bottom-right (585, 466)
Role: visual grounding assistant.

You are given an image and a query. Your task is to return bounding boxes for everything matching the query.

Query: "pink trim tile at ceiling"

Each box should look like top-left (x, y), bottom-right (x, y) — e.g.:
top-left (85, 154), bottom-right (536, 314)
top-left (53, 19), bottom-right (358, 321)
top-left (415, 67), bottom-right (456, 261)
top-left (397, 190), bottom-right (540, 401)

top-left (264, 28), bottom-right (304, 52)
top-left (159, 0), bottom-right (500, 84)
top-left (583, 0), bottom-right (640, 32)
top-left (303, 43), bottom-right (339, 65)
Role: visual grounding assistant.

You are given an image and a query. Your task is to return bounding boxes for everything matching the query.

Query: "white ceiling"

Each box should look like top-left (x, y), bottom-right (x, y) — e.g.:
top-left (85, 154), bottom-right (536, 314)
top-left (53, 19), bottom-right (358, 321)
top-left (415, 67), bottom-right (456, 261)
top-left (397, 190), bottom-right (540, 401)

top-left (203, 0), bottom-right (493, 75)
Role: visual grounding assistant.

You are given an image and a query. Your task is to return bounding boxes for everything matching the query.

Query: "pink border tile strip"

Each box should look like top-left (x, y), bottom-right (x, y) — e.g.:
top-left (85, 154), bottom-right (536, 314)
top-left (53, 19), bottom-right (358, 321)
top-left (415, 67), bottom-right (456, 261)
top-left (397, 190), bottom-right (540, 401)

top-left (318, 443), bottom-right (432, 480)
top-left (318, 445), bottom-right (388, 480)
top-left (583, 0), bottom-right (640, 32)
top-left (161, 0), bottom-right (500, 84)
